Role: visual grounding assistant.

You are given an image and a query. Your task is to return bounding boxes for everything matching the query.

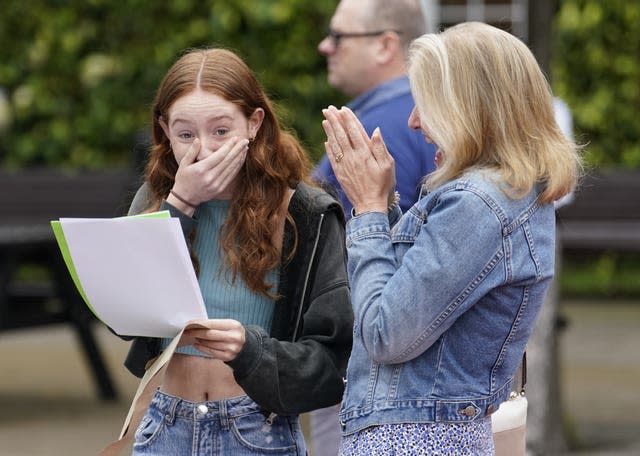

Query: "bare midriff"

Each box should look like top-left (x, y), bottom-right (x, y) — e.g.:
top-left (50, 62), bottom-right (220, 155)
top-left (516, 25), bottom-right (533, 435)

top-left (161, 353), bottom-right (246, 402)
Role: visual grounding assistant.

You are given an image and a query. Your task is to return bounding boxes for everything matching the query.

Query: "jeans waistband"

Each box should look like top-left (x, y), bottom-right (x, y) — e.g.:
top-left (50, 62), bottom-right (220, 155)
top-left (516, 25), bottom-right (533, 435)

top-left (150, 390), bottom-right (262, 422)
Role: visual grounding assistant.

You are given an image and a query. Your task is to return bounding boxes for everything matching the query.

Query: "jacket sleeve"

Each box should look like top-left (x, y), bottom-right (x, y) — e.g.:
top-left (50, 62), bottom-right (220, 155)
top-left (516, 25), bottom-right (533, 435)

top-left (127, 182), bottom-right (196, 236)
top-left (226, 208), bottom-right (353, 415)
top-left (127, 182), bottom-right (153, 216)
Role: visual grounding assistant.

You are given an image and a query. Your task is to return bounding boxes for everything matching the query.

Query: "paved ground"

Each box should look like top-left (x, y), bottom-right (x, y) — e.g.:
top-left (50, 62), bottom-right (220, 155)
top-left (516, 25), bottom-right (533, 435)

top-left (0, 298), bottom-right (638, 455)
top-left (555, 300), bottom-right (640, 456)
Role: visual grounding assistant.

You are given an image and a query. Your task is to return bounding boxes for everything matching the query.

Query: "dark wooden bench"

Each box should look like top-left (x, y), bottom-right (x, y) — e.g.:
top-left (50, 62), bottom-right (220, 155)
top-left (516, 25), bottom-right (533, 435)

top-left (0, 168), bottom-right (142, 399)
top-left (556, 169), bottom-right (640, 252)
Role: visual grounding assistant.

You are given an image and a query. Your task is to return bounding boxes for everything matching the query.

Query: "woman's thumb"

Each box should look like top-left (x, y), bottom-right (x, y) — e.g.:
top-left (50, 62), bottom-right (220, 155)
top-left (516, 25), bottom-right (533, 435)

top-left (371, 128), bottom-right (389, 160)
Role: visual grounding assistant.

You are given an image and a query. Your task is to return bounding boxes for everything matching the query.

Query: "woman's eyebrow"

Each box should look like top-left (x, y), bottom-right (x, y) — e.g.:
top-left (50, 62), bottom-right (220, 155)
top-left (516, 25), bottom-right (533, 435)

top-left (170, 114), bottom-right (234, 128)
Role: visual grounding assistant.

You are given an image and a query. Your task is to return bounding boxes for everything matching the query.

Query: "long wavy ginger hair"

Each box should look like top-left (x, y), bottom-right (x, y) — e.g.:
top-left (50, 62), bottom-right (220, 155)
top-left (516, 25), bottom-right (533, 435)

top-left (145, 48), bottom-right (311, 297)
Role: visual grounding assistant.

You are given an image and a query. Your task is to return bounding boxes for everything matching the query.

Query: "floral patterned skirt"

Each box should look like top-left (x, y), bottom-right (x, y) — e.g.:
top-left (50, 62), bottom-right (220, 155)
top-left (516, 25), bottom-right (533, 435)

top-left (339, 418), bottom-right (494, 456)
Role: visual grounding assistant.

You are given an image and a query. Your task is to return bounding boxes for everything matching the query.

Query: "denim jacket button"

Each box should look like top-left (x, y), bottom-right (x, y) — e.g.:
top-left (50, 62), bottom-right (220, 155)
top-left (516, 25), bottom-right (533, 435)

top-left (486, 404), bottom-right (495, 415)
top-left (462, 405), bottom-right (475, 417)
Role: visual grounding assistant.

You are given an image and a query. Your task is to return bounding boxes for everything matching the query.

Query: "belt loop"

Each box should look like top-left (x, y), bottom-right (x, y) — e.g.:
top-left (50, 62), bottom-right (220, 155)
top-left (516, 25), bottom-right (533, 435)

top-left (165, 396), bottom-right (178, 425)
top-left (219, 399), bottom-right (229, 430)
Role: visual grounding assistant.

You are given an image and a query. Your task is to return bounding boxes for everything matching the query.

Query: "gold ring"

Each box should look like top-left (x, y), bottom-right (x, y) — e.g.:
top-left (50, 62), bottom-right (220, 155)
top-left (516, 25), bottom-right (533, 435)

top-left (335, 153), bottom-right (344, 163)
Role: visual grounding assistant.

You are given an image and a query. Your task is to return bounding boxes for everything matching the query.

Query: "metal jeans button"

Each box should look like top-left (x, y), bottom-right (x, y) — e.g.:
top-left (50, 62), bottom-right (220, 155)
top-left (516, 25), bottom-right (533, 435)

top-left (197, 404), bottom-right (208, 414)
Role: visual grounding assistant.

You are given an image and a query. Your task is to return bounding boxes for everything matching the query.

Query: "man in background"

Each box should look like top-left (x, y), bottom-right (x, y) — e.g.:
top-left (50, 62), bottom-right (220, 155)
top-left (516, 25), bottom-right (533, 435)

top-left (311, 1), bottom-right (436, 455)
top-left (313, 0), bottom-right (437, 216)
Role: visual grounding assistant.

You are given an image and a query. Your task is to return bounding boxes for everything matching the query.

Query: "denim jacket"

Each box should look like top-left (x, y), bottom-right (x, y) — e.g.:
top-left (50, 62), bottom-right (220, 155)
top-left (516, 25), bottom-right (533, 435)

top-left (339, 169), bottom-right (555, 434)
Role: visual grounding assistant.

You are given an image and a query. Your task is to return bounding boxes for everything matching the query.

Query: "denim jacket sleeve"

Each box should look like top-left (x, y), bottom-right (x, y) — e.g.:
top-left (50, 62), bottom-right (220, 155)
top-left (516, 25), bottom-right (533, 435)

top-left (346, 187), bottom-right (505, 365)
top-left (226, 205), bottom-right (353, 415)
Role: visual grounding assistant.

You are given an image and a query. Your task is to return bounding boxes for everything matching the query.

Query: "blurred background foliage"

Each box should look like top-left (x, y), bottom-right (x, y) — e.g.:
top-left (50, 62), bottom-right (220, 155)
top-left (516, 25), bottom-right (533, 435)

top-left (560, 251), bottom-right (640, 298)
top-left (552, 0), bottom-right (640, 167)
top-left (0, 0), bottom-right (638, 171)
top-left (0, 0), bottom-right (346, 169)
top-left (551, 0), bottom-right (640, 298)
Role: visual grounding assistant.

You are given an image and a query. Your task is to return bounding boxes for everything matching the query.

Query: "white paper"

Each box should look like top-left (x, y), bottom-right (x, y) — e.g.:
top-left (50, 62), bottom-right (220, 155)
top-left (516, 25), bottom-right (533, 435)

top-left (59, 217), bottom-right (206, 337)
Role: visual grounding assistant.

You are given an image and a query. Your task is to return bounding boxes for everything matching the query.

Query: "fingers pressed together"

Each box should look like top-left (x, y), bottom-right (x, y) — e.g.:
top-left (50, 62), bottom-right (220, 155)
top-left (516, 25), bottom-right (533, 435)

top-left (322, 106), bottom-right (397, 215)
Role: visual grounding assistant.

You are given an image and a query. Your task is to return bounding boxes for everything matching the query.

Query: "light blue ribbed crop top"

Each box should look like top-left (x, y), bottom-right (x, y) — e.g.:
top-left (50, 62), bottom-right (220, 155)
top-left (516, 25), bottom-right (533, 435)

top-left (161, 199), bottom-right (278, 357)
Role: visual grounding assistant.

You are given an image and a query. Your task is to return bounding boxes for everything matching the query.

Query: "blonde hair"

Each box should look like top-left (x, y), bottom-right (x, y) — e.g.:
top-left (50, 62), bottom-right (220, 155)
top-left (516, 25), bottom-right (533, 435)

top-left (408, 22), bottom-right (582, 203)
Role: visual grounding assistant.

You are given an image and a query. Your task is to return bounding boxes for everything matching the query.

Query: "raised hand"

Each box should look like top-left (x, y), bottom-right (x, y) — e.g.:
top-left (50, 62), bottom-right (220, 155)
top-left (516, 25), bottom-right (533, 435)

top-left (169, 136), bottom-right (249, 212)
top-left (322, 106), bottom-right (396, 215)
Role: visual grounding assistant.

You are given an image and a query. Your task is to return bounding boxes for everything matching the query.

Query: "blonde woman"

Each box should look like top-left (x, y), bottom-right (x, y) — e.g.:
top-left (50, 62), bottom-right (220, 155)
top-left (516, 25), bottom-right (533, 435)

top-left (322, 22), bottom-right (582, 455)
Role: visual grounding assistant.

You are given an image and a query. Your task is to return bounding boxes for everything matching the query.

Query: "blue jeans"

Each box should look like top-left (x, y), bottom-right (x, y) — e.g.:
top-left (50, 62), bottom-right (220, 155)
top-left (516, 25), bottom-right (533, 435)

top-left (132, 390), bottom-right (306, 455)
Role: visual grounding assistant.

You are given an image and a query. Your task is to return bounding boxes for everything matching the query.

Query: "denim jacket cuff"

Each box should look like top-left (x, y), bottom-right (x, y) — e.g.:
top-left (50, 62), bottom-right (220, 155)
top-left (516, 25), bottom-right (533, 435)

top-left (346, 211), bottom-right (391, 245)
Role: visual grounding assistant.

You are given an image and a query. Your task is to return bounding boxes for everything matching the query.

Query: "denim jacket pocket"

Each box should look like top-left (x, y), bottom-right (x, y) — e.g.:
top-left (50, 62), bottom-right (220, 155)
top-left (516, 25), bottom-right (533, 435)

top-left (390, 207), bottom-right (425, 243)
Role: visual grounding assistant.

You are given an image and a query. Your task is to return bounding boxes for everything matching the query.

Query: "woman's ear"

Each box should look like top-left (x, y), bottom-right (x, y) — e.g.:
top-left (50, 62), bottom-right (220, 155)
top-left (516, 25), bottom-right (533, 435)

top-left (249, 108), bottom-right (265, 139)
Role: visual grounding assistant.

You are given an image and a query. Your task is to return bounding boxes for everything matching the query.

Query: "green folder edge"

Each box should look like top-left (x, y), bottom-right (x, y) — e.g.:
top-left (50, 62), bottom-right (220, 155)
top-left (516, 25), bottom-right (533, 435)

top-left (50, 210), bottom-right (171, 321)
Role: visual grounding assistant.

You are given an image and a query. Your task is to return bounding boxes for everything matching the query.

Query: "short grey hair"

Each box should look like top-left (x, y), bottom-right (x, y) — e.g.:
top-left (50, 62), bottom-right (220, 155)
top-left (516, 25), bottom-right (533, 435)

top-left (362, 0), bottom-right (427, 51)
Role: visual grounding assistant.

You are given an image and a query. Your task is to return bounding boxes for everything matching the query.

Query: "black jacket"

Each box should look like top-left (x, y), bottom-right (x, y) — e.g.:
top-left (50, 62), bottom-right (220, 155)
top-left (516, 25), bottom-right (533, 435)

top-left (122, 182), bottom-right (353, 415)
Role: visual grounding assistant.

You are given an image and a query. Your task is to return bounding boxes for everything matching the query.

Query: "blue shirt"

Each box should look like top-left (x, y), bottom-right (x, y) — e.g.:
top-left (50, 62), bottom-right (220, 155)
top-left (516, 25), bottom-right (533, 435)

top-left (314, 76), bottom-right (437, 216)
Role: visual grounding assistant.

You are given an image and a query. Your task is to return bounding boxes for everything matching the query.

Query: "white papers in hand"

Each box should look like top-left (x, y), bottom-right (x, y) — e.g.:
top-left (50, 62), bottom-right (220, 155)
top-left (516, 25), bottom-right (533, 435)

top-left (59, 217), bottom-right (206, 338)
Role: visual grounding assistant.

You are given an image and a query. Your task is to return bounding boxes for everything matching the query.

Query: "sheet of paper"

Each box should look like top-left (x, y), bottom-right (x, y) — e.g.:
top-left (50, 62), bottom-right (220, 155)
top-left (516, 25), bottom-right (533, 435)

top-left (58, 216), bottom-right (206, 337)
top-left (51, 211), bottom-right (172, 319)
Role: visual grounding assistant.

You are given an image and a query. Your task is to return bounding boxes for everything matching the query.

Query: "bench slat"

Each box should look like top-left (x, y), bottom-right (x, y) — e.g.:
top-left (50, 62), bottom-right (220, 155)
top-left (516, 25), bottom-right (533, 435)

top-left (0, 169), bottom-right (141, 226)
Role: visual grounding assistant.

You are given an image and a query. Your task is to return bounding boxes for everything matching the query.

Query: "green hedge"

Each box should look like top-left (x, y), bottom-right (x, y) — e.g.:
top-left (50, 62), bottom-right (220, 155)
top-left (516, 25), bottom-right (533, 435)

top-left (0, 0), bottom-right (346, 169)
top-left (560, 251), bottom-right (640, 298)
top-left (2, 1), bottom-right (639, 171)
top-left (552, 0), bottom-right (640, 167)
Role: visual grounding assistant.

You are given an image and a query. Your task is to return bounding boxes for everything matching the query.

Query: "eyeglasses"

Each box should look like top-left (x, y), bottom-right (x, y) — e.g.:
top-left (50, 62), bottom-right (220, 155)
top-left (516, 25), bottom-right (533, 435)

top-left (325, 28), bottom-right (402, 47)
